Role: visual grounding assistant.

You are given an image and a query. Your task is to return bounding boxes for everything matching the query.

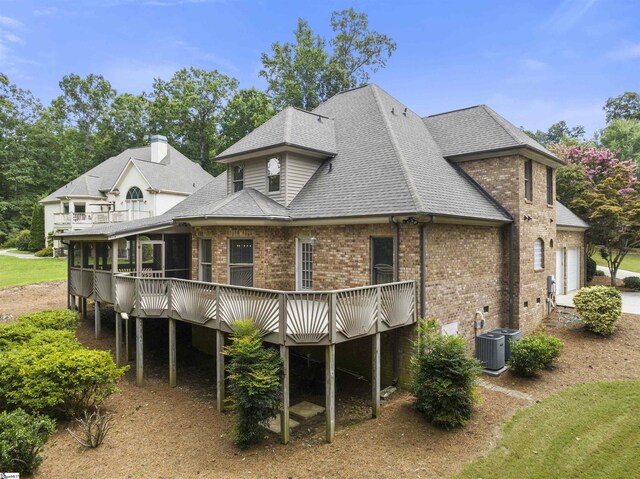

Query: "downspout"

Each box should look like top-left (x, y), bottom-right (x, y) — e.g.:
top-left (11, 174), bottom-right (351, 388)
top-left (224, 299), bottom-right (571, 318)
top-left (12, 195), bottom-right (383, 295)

top-left (392, 220), bottom-right (400, 385)
top-left (420, 222), bottom-right (427, 318)
top-left (509, 223), bottom-right (515, 328)
top-left (62, 239), bottom-right (72, 310)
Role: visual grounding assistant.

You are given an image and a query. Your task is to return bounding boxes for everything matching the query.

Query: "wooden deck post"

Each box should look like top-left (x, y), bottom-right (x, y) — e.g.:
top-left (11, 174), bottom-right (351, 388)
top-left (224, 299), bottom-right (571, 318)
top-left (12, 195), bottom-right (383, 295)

top-left (136, 317), bottom-right (144, 386)
top-left (216, 330), bottom-right (225, 412)
top-left (125, 317), bottom-right (133, 362)
top-left (325, 344), bottom-right (336, 443)
top-left (94, 301), bottom-right (101, 340)
top-left (372, 332), bottom-right (381, 418)
top-left (115, 312), bottom-right (122, 366)
top-left (169, 318), bottom-right (177, 388)
top-left (280, 345), bottom-right (290, 444)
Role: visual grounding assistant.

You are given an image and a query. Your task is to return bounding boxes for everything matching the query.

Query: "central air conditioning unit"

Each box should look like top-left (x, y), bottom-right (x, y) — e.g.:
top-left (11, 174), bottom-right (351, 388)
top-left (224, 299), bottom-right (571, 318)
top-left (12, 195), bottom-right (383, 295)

top-left (489, 328), bottom-right (522, 361)
top-left (475, 332), bottom-right (505, 370)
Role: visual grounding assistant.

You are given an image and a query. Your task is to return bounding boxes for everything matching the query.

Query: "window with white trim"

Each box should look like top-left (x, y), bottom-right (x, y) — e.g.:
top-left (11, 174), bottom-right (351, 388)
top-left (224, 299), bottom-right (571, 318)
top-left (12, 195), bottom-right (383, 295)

top-left (534, 238), bottom-right (544, 270)
top-left (524, 160), bottom-right (533, 201)
top-left (233, 164), bottom-right (244, 193)
top-left (229, 239), bottom-right (253, 286)
top-left (126, 186), bottom-right (144, 212)
top-left (297, 240), bottom-right (313, 290)
top-left (200, 239), bottom-right (212, 282)
top-left (267, 157), bottom-right (281, 192)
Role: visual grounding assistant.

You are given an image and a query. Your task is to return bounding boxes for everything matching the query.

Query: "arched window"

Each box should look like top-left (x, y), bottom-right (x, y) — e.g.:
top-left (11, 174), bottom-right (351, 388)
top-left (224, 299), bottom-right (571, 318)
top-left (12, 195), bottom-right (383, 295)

top-left (126, 186), bottom-right (144, 213)
top-left (534, 238), bottom-right (544, 270)
top-left (126, 186), bottom-right (143, 200)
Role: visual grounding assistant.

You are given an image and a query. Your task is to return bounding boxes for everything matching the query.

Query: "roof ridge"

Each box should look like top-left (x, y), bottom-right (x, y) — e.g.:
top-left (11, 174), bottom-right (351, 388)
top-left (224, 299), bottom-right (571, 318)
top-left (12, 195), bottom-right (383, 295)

top-left (370, 85), bottom-right (425, 213)
top-left (284, 107), bottom-right (292, 144)
top-left (425, 104), bottom-right (485, 118)
top-left (479, 105), bottom-right (522, 145)
top-left (247, 188), bottom-right (277, 216)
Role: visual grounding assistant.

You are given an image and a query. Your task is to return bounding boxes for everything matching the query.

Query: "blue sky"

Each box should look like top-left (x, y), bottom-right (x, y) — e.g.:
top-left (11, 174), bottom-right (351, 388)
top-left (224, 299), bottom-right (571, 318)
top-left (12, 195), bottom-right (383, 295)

top-left (0, 0), bottom-right (638, 135)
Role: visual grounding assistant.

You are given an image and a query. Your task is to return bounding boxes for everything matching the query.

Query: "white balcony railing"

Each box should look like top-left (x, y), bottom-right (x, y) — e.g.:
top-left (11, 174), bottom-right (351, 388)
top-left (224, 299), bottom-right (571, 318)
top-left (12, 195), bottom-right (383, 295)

top-left (54, 210), bottom-right (152, 226)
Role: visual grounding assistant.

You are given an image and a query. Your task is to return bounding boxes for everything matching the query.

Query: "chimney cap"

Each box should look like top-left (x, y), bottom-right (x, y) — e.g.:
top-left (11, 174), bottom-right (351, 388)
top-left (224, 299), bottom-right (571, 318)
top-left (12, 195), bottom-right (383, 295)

top-left (150, 134), bottom-right (168, 144)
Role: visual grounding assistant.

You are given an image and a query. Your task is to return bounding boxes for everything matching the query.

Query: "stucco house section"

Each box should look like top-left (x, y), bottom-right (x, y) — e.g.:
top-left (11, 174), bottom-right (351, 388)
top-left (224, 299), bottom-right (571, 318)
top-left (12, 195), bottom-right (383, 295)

top-left (41, 135), bottom-right (212, 254)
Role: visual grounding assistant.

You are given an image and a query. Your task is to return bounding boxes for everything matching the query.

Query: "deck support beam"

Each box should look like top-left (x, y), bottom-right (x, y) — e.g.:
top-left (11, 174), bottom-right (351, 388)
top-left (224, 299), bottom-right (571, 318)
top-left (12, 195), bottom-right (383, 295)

top-left (136, 317), bottom-right (144, 386)
top-left (169, 318), bottom-right (177, 388)
top-left (280, 345), bottom-right (290, 444)
top-left (125, 317), bottom-right (133, 362)
top-left (115, 313), bottom-right (122, 367)
top-left (94, 301), bottom-right (101, 340)
top-left (372, 332), bottom-right (381, 418)
top-left (325, 344), bottom-right (336, 443)
top-left (216, 330), bottom-right (225, 412)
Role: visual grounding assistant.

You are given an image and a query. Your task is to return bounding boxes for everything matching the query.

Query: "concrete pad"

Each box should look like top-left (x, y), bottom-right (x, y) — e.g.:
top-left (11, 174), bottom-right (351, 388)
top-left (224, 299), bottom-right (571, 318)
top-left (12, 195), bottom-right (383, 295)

top-left (480, 366), bottom-right (508, 377)
top-left (266, 414), bottom-right (299, 434)
top-left (380, 386), bottom-right (397, 400)
top-left (289, 401), bottom-right (325, 421)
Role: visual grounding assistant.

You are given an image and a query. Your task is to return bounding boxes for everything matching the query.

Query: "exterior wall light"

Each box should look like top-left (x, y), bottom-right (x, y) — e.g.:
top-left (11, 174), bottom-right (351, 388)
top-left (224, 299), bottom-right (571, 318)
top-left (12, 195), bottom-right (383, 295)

top-left (310, 237), bottom-right (319, 247)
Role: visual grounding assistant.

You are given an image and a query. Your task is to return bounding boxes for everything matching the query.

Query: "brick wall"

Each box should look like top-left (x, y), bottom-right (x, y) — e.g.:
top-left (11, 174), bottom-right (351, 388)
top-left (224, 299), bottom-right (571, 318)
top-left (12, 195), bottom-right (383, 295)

top-left (460, 155), bottom-right (557, 334)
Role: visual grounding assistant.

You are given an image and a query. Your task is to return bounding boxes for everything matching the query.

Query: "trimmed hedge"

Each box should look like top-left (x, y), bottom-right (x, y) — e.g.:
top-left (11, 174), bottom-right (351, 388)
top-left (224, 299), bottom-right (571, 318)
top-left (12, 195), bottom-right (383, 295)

top-left (586, 256), bottom-right (597, 283)
top-left (0, 409), bottom-right (55, 475)
top-left (19, 309), bottom-right (79, 330)
top-left (411, 318), bottom-right (481, 430)
top-left (28, 202), bottom-right (45, 252)
top-left (508, 332), bottom-right (564, 377)
top-left (0, 339), bottom-right (127, 418)
top-left (573, 286), bottom-right (622, 336)
top-left (623, 276), bottom-right (640, 291)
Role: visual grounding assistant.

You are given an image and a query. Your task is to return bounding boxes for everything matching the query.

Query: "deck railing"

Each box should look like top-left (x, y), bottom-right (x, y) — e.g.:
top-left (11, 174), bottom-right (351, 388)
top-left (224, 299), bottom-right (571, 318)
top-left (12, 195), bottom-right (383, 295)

top-left (54, 210), bottom-right (152, 226)
top-left (110, 274), bottom-right (416, 346)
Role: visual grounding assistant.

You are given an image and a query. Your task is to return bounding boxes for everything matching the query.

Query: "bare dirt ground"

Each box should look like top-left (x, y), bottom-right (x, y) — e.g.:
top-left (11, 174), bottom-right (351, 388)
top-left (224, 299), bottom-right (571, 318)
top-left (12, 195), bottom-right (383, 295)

top-left (1, 283), bottom-right (637, 479)
top-left (0, 281), bottom-right (67, 319)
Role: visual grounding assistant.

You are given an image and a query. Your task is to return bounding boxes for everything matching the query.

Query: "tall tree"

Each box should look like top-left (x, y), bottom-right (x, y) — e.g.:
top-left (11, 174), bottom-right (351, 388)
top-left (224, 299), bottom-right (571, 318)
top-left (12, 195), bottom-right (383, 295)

top-left (149, 67), bottom-right (238, 172)
top-left (522, 120), bottom-right (585, 146)
top-left (600, 118), bottom-right (640, 164)
top-left (260, 8), bottom-right (396, 110)
top-left (551, 143), bottom-right (640, 282)
top-left (100, 93), bottom-right (150, 153)
top-left (603, 91), bottom-right (640, 123)
top-left (219, 88), bottom-right (275, 153)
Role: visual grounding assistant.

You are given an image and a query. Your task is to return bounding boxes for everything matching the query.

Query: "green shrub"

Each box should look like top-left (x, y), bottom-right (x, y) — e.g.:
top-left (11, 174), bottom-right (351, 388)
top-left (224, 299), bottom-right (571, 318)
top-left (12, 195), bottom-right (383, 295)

top-left (623, 276), bottom-right (640, 291)
top-left (594, 270), bottom-right (606, 277)
top-left (28, 202), bottom-right (45, 252)
top-left (0, 339), bottom-right (127, 418)
top-left (15, 229), bottom-right (31, 251)
top-left (224, 320), bottom-right (283, 449)
top-left (586, 256), bottom-right (597, 283)
top-left (0, 323), bottom-right (76, 351)
top-left (20, 309), bottom-right (79, 331)
top-left (411, 318), bottom-right (481, 430)
top-left (573, 286), bottom-right (622, 336)
top-left (0, 409), bottom-right (55, 475)
top-left (508, 332), bottom-right (564, 376)
top-left (34, 246), bottom-right (53, 257)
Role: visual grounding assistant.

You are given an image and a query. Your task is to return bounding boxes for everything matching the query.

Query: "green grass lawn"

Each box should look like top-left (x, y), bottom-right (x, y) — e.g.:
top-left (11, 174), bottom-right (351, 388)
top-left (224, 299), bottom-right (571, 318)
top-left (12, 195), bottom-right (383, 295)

top-left (0, 254), bottom-right (67, 289)
top-left (593, 253), bottom-right (640, 274)
top-left (455, 380), bottom-right (640, 479)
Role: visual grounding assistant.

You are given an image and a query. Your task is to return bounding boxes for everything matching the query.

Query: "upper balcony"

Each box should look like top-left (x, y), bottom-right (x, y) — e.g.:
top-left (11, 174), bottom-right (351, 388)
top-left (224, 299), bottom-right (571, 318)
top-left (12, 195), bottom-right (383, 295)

top-left (53, 210), bottom-right (152, 227)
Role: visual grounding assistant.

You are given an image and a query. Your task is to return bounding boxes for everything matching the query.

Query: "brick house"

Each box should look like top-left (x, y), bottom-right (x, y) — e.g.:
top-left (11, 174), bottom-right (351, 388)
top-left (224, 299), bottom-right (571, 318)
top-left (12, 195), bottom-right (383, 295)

top-left (58, 84), bottom-right (588, 443)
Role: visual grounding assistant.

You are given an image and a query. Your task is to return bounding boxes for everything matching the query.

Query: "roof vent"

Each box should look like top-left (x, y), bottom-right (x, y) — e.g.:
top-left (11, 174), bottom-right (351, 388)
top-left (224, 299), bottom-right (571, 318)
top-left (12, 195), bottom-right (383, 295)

top-left (150, 134), bottom-right (168, 163)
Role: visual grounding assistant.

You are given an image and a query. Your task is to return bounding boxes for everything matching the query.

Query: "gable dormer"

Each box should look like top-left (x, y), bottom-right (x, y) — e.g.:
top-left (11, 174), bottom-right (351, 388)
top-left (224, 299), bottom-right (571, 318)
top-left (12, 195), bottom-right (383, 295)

top-left (215, 106), bottom-right (336, 206)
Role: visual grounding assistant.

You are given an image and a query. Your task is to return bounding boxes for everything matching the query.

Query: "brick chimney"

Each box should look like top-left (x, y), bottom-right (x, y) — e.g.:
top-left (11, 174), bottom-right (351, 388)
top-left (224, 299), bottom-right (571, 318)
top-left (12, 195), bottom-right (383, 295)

top-left (150, 135), bottom-right (168, 163)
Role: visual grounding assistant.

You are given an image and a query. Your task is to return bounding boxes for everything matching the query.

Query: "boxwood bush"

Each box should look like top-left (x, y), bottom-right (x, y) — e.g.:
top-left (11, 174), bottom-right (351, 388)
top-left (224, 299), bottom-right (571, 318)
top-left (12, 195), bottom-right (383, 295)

top-left (411, 318), bottom-right (481, 430)
top-left (0, 338), bottom-right (127, 418)
top-left (573, 286), bottom-right (622, 336)
top-left (19, 309), bottom-right (79, 330)
top-left (623, 276), bottom-right (640, 291)
top-left (507, 332), bottom-right (564, 377)
top-left (224, 320), bottom-right (283, 449)
top-left (0, 324), bottom-right (76, 351)
top-left (0, 409), bottom-right (55, 475)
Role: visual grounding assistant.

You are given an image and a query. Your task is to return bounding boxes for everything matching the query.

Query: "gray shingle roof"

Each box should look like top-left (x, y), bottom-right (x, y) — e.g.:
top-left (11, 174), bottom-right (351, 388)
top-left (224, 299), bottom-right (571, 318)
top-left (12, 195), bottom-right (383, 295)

top-left (216, 107), bottom-right (337, 160)
top-left (557, 202), bottom-right (589, 229)
top-left (423, 105), bottom-right (561, 162)
top-left (287, 85), bottom-right (510, 221)
top-left (42, 144), bottom-right (212, 203)
top-left (175, 187), bottom-right (289, 220)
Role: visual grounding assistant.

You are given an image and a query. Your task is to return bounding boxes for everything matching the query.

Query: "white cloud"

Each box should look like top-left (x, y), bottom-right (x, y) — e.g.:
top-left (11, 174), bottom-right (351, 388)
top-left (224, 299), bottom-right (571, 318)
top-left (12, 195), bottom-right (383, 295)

top-left (521, 59), bottom-right (548, 72)
top-left (607, 41), bottom-right (640, 61)
top-left (33, 7), bottom-right (60, 16)
top-left (545, 0), bottom-right (599, 31)
top-left (0, 15), bottom-right (26, 73)
top-left (102, 61), bottom-right (182, 94)
top-left (0, 16), bottom-right (23, 30)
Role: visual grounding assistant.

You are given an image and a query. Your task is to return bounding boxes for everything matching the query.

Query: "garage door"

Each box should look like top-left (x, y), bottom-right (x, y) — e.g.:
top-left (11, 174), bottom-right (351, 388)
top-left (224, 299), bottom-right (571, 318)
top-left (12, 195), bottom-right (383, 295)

top-left (556, 248), bottom-right (565, 295)
top-left (567, 247), bottom-right (581, 292)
